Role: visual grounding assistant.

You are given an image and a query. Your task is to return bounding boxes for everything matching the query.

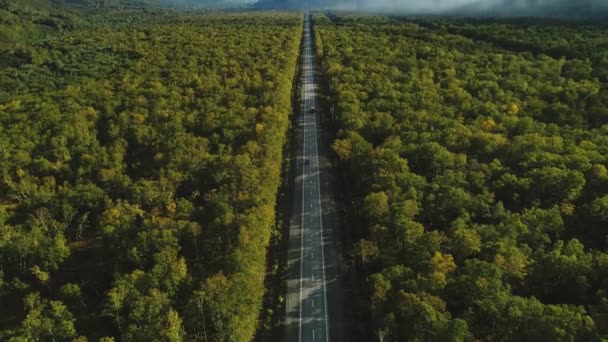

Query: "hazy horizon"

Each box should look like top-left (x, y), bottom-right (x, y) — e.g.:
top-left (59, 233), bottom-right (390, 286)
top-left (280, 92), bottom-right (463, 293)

top-left (252, 0), bottom-right (608, 17)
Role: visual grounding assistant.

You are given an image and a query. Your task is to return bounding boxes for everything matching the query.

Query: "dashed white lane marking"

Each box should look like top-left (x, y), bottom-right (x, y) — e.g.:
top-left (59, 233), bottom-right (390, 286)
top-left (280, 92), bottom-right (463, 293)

top-left (299, 13), bottom-right (330, 342)
top-left (298, 15), bottom-right (308, 342)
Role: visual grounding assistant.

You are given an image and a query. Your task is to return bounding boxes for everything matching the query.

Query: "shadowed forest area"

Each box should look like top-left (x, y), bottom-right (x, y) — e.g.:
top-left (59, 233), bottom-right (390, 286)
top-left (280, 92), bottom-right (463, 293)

top-left (314, 13), bottom-right (608, 341)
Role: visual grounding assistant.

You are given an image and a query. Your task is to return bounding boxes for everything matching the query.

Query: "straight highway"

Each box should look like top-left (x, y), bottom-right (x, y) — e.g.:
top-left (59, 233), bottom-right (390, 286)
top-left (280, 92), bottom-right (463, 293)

top-left (284, 11), bottom-right (342, 342)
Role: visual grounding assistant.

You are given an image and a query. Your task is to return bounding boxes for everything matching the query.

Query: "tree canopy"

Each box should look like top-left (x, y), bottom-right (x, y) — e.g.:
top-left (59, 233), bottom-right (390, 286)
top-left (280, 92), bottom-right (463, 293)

top-left (314, 13), bottom-right (608, 341)
top-left (0, 9), bottom-right (302, 340)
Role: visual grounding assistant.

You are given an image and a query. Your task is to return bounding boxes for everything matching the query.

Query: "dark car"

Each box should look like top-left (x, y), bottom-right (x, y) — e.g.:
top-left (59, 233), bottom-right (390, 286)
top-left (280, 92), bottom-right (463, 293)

top-left (304, 159), bottom-right (310, 165)
top-left (310, 107), bottom-right (316, 113)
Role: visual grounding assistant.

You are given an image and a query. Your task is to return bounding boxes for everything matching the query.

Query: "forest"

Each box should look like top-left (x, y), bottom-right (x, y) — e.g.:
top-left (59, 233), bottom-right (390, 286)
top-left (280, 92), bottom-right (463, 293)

top-left (0, 3), bottom-right (302, 340)
top-left (314, 13), bottom-right (608, 341)
top-left (419, 18), bottom-right (608, 81)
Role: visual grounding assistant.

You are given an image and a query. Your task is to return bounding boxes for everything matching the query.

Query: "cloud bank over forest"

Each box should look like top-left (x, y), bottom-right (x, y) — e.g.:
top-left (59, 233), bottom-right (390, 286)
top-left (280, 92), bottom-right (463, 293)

top-left (254, 0), bottom-right (608, 17)
top-left (85, 0), bottom-right (607, 17)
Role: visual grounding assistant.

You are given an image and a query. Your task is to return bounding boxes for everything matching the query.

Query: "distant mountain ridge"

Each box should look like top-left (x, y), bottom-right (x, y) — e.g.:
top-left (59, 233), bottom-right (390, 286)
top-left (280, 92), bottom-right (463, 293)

top-left (1, 0), bottom-right (251, 10)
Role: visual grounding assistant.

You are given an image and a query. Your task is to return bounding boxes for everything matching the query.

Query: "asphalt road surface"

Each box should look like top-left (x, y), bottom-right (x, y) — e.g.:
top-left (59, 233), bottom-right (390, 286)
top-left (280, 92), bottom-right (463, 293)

top-left (284, 11), bottom-right (343, 342)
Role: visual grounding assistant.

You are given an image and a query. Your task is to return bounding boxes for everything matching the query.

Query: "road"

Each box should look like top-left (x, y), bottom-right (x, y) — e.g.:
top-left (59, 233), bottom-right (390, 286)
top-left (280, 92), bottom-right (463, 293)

top-left (284, 11), bottom-right (343, 342)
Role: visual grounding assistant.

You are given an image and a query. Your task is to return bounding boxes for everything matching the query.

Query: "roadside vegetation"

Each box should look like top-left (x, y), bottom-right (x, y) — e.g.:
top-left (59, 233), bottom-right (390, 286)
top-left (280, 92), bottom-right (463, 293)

top-left (314, 13), bottom-right (608, 341)
top-left (0, 3), bottom-right (302, 340)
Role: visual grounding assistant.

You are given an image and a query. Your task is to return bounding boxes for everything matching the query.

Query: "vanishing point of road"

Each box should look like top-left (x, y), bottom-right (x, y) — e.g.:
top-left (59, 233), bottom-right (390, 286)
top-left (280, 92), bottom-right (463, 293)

top-left (284, 11), bottom-right (343, 342)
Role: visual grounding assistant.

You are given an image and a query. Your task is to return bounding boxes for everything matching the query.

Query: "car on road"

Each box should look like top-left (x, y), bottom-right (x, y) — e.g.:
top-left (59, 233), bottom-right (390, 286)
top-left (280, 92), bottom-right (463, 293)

top-left (304, 159), bottom-right (310, 165)
top-left (310, 107), bottom-right (316, 113)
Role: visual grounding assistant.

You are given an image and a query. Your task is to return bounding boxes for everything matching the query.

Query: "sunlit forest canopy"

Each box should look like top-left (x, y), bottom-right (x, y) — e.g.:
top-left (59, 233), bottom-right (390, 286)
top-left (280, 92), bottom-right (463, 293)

top-left (0, 7), bottom-right (301, 340)
top-left (314, 13), bottom-right (608, 340)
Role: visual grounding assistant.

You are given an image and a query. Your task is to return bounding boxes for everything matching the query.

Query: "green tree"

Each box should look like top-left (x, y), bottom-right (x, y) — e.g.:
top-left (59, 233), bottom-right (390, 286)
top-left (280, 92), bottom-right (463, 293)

top-left (12, 293), bottom-right (77, 341)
